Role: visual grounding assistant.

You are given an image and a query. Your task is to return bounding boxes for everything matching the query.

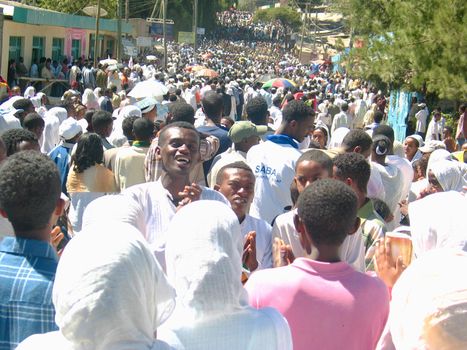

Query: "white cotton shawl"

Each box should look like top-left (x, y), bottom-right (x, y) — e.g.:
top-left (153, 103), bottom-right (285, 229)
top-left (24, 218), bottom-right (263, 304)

top-left (42, 107), bottom-right (64, 153)
top-left (409, 191), bottom-right (467, 258)
top-left (24, 86), bottom-right (35, 98)
top-left (82, 194), bottom-right (146, 235)
top-left (160, 200), bottom-right (293, 350)
top-left (429, 159), bottom-right (467, 192)
top-left (387, 249), bottom-right (467, 350)
top-left (17, 222), bottom-right (175, 350)
top-left (328, 127), bottom-right (350, 149)
top-left (372, 161), bottom-right (404, 230)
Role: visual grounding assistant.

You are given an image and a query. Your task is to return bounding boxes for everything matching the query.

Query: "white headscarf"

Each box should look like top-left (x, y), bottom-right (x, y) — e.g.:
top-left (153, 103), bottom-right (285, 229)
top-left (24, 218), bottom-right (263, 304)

top-left (41, 222), bottom-right (174, 350)
top-left (93, 87), bottom-right (102, 100)
top-left (165, 200), bottom-right (248, 322)
top-left (329, 127), bottom-right (350, 149)
top-left (24, 86), bottom-right (35, 99)
top-left (48, 107), bottom-right (68, 124)
top-left (161, 201), bottom-right (292, 350)
top-left (82, 88), bottom-right (98, 109)
top-left (82, 194), bottom-right (145, 235)
top-left (429, 159), bottom-right (467, 192)
top-left (388, 249), bottom-right (467, 350)
top-left (409, 191), bottom-right (467, 257)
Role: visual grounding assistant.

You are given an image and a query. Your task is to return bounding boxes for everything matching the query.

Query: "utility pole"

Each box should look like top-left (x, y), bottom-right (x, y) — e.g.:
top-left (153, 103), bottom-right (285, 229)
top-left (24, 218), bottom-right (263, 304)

top-left (117, 0), bottom-right (122, 61)
top-left (193, 0), bottom-right (198, 60)
top-left (162, 0), bottom-right (167, 71)
top-left (125, 0), bottom-right (129, 21)
top-left (299, 3), bottom-right (308, 62)
top-left (0, 8), bottom-right (3, 74)
top-left (313, 6), bottom-right (318, 51)
top-left (94, 0), bottom-right (102, 66)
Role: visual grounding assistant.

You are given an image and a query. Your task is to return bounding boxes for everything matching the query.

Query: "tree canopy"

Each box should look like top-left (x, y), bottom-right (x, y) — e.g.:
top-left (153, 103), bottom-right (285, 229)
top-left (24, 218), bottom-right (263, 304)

top-left (38, 0), bottom-right (118, 18)
top-left (36, 0), bottom-right (229, 33)
top-left (253, 6), bottom-right (302, 32)
top-left (337, 0), bottom-right (467, 100)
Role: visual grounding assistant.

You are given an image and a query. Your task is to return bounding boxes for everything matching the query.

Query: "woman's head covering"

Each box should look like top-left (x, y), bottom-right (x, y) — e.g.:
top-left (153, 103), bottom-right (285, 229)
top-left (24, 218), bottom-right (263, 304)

top-left (409, 191), bottom-right (467, 257)
top-left (165, 200), bottom-right (248, 322)
top-left (389, 249), bottom-right (467, 349)
top-left (52, 222), bottom-right (175, 350)
top-left (93, 87), bottom-right (102, 100)
top-left (429, 159), bottom-right (466, 192)
top-left (47, 107), bottom-right (68, 124)
top-left (406, 134), bottom-right (424, 148)
top-left (24, 86), bottom-right (35, 99)
top-left (328, 127), bottom-right (350, 149)
top-left (82, 88), bottom-right (97, 106)
top-left (30, 95), bottom-right (42, 108)
top-left (82, 194), bottom-right (145, 234)
top-left (428, 149), bottom-right (452, 165)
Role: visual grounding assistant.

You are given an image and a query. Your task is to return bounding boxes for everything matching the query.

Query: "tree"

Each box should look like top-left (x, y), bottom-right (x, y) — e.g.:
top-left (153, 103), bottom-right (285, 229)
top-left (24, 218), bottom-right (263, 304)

top-left (253, 6), bottom-right (302, 32)
top-left (336, 0), bottom-right (467, 100)
top-left (38, 0), bottom-right (118, 18)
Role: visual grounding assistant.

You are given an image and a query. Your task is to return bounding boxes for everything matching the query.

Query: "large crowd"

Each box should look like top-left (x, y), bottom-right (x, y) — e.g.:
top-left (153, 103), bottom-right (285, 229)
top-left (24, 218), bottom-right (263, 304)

top-left (0, 7), bottom-right (467, 350)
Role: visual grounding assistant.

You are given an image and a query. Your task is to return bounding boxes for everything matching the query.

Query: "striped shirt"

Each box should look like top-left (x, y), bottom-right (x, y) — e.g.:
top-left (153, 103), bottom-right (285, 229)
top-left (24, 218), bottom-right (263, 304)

top-left (0, 237), bottom-right (58, 350)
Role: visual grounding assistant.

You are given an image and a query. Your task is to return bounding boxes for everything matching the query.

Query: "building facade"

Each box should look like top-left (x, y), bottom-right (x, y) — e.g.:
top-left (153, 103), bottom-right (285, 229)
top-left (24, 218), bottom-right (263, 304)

top-left (0, 1), bottom-right (132, 78)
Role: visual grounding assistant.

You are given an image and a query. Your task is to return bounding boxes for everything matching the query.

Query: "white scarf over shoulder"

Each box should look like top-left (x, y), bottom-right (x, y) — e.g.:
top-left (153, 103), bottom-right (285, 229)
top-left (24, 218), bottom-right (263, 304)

top-left (18, 222), bottom-right (175, 350)
top-left (409, 191), bottom-right (467, 257)
top-left (160, 200), bottom-right (292, 350)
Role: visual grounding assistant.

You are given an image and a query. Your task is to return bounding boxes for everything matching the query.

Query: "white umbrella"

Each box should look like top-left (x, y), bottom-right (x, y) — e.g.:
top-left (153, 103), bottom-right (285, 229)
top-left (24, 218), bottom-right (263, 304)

top-left (128, 80), bottom-right (169, 100)
top-left (146, 55), bottom-right (157, 61)
top-left (99, 58), bottom-right (118, 65)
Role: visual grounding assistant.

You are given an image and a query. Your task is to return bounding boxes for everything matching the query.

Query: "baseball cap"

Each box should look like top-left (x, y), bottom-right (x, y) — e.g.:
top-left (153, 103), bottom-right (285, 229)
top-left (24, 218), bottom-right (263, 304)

top-left (59, 118), bottom-right (82, 140)
top-left (228, 121), bottom-right (268, 143)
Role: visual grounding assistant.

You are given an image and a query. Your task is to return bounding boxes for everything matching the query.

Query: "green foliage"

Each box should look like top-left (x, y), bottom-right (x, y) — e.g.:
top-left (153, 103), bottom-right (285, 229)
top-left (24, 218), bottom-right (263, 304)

top-left (336, 0), bottom-right (467, 100)
top-left (253, 6), bottom-right (302, 31)
top-left (38, 0), bottom-right (118, 18)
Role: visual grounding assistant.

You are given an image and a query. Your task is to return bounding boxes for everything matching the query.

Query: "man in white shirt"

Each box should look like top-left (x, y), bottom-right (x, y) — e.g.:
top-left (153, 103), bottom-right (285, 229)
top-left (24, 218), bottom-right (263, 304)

top-left (123, 122), bottom-right (228, 270)
top-left (268, 97), bottom-right (283, 130)
top-left (425, 110), bottom-right (442, 142)
top-left (331, 102), bottom-right (352, 135)
top-left (415, 103), bottom-right (429, 139)
top-left (271, 149), bottom-right (365, 272)
top-left (247, 100), bottom-right (314, 224)
top-left (214, 161), bottom-right (273, 271)
top-left (353, 92), bottom-right (367, 129)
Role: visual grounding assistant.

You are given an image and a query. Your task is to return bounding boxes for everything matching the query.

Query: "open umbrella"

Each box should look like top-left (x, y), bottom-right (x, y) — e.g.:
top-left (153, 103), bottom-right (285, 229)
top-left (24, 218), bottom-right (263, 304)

top-left (195, 68), bottom-right (219, 78)
top-left (99, 58), bottom-right (118, 66)
top-left (262, 78), bottom-right (296, 89)
top-left (185, 65), bottom-right (206, 72)
top-left (128, 80), bottom-right (169, 100)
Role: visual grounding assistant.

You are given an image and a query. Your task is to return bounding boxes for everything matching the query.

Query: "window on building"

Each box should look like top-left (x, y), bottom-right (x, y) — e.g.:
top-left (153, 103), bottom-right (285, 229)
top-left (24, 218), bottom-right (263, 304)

top-left (71, 39), bottom-right (81, 60)
top-left (32, 36), bottom-right (45, 64)
top-left (52, 38), bottom-right (64, 62)
top-left (9, 36), bottom-right (23, 62)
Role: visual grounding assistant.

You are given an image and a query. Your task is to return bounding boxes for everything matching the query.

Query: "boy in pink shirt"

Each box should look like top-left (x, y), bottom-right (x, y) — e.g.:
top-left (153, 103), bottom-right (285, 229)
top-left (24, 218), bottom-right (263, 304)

top-left (246, 179), bottom-right (389, 350)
